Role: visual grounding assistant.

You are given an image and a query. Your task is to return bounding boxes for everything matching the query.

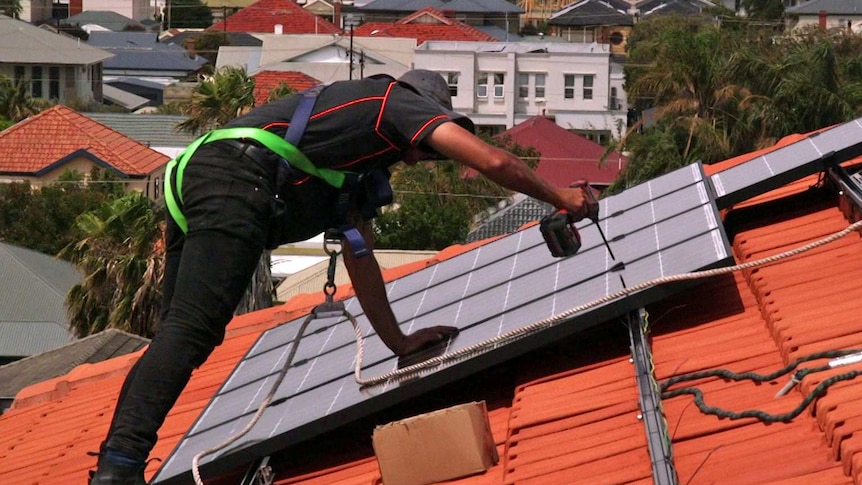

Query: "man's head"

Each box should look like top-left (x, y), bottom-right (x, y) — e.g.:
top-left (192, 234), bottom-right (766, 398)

top-left (397, 69), bottom-right (475, 135)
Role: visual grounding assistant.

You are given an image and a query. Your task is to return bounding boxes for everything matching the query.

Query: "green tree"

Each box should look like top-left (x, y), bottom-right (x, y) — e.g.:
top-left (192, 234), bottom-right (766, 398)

top-left (0, 169), bottom-right (124, 255)
top-left (374, 137), bottom-right (539, 250)
top-left (177, 66), bottom-right (255, 135)
top-left (740, 0), bottom-right (784, 21)
top-left (164, 0), bottom-right (213, 29)
top-left (0, 0), bottom-right (21, 18)
top-left (613, 17), bottom-right (862, 193)
top-left (185, 31), bottom-right (229, 66)
top-left (61, 193), bottom-right (164, 338)
top-left (0, 75), bottom-right (50, 122)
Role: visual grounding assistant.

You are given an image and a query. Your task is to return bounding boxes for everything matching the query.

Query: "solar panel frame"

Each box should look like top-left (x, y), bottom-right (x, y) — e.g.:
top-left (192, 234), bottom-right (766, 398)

top-left (710, 117), bottom-right (862, 209)
top-left (153, 162), bottom-right (733, 484)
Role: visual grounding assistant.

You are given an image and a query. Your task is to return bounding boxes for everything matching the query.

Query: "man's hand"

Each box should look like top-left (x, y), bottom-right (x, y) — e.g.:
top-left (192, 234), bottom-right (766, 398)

top-left (557, 184), bottom-right (599, 222)
top-left (395, 325), bottom-right (459, 356)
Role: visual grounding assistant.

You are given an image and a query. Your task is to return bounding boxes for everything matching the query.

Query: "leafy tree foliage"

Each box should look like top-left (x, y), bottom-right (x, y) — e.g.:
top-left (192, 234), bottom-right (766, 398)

top-left (0, 0), bottom-right (21, 18)
top-left (0, 75), bottom-right (51, 122)
top-left (185, 31), bottom-right (229, 66)
top-left (374, 136), bottom-right (539, 250)
top-left (61, 193), bottom-right (164, 337)
top-left (611, 17), bottom-right (862, 194)
top-left (177, 66), bottom-right (255, 134)
top-left (0, 169), bottom-right (124, 255)
top-left (163, 0), bottom-right (213, 29)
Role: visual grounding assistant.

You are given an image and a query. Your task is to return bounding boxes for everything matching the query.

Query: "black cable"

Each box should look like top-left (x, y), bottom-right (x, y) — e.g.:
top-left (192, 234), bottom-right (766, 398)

top-left (660, 348), bottom-right (862, 423)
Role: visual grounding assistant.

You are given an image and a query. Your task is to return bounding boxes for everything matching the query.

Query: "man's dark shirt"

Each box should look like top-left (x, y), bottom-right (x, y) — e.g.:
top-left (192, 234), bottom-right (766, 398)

top-left (224, 75), bottom-right (459, 243)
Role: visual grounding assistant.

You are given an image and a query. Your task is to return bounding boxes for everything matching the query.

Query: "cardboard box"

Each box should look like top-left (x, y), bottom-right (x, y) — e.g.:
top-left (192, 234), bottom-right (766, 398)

top-left (372, 401), bottom-right (499, 485)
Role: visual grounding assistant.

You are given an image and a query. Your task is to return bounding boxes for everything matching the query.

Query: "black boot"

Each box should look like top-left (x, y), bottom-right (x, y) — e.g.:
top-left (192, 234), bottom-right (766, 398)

top-left (88, 459), bottom-right (147, 485)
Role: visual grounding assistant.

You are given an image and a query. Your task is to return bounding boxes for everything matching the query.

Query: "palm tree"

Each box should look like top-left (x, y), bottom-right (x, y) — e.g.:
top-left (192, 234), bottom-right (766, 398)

top-left (0, 76), bottom-right (50, 122)
top-left (177, 66), bottom-right (255, 135)
top-left (615, 17), bottom-right (862, 193)
top-left (62, 194), bottom-right (164, 337)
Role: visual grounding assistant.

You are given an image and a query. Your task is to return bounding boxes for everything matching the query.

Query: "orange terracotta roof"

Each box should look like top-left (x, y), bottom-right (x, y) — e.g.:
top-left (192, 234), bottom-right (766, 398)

top-left (5, 136), bottom-right (862, 484)
top-left (252, 71), bottom-right (322, 106)
top-left (0, 106), bottom-right (169, 176)
top-left (354, 7), bottom-right (496, 43)
top-left (209, 0), bottom-right (341, 34)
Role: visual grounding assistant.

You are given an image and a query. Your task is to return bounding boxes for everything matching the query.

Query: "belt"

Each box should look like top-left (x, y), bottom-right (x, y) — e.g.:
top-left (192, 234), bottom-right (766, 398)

top-left (218, 139), bottom-right (270, 165)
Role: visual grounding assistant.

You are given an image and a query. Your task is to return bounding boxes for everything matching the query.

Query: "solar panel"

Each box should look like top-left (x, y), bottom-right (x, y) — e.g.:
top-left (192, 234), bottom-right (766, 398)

top-left (152, 162), bottom-right (733, 484)
top-left (710, 117), bottom-right (862, 209)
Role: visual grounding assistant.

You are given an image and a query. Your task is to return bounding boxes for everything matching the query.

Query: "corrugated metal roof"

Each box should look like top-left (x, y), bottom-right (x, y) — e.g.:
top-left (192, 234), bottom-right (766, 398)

top-left (465, 195), bottom-right (552, 242)
top-left (0, 15), bottom-right (113, 65)
top-left (0, 322), bottom-right (73, 360)
top-left (62, 11), bottom-right (144, 31)
top-left (0, 243), bottom-right (80, 358)
top-left (549, 0), bottom-right (634, 26)
top-left (102, 85), bottom-right (150, 111)
top-left (0, 329), bottom-right (148, 399)
top-left (85, 32), bottom-right (208, 72)
top-left (83, 112), bottom-right (197, 148)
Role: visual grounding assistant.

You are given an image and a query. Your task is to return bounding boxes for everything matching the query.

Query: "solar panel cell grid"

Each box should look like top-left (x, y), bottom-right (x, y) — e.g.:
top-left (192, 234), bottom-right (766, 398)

top-left (153, 162), bottom-right (732, 484)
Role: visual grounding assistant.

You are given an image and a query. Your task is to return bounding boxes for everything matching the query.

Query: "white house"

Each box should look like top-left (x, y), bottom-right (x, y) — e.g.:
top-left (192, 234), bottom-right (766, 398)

top-left (218, 33), bottom-right (416, 83)
top-left (412, 41), bottom-right (627, 142)
top-left (0, 16), bottom-right (112, 105)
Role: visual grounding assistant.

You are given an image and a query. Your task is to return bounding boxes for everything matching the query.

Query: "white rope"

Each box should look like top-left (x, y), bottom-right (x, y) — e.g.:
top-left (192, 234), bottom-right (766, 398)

top-left (191, 218), bottom-right (862, 483)
top-left (352, 219), bottom-right (862, 387)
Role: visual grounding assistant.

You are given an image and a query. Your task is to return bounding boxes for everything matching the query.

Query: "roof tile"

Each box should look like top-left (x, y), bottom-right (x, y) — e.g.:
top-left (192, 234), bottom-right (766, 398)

top-left (0, 106), bottom-right (169, 176)
top-left (7, 130), bottom-right (862, 485)
top-left (209, 0), bottom-right (341, 34)
top-left (354, 7), bottom-right (497, 43)
top-left (252, 70), bottom-right (322, 106)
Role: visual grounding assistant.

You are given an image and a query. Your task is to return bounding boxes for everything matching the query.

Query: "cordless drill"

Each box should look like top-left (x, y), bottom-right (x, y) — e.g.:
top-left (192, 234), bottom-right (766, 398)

top-left (540, 180), bottom-right (615, 259)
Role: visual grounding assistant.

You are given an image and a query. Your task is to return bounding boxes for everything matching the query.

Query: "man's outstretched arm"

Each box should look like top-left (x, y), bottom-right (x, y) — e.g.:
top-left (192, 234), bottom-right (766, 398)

top-left (425, 122), bottom-right (597, 220)
top-left (341, 217), bottom-right (458, 356)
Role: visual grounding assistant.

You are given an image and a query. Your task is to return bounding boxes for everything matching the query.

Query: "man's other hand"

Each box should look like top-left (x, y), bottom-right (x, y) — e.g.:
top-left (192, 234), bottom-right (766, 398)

top-left (396, 326), bottom-right (459, 356)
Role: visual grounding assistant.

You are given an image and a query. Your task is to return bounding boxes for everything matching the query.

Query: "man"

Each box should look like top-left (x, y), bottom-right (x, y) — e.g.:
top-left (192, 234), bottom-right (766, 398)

top-left (90, 70), bottom-right (596, 484)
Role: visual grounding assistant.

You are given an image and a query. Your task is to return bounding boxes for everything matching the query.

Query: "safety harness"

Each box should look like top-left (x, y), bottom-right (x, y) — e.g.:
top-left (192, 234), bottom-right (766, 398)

top-left (163, 85), bottom-right (391, 256)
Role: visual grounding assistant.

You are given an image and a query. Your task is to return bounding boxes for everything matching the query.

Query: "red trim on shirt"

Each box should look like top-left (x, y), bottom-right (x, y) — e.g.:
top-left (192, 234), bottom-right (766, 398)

top-left (373, 82), bottom-right (399, 150)
top-left (410, 114), bottom-right (450, 145)
top-left (332, 146), bottom-right (397, 169)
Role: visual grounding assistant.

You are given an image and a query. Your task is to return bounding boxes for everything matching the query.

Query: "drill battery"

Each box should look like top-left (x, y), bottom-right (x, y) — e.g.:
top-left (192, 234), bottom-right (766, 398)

top-left (540, 209), bottom-right (582, 257)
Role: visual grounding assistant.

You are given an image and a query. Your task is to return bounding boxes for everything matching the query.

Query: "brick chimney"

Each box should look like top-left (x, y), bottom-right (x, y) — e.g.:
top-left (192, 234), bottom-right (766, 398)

top-left (819, 10), bottom-right (827, 28)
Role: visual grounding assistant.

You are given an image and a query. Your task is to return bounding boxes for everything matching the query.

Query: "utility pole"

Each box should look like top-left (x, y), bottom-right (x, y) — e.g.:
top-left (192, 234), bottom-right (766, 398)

top-left (344, 13), bottom-right (361, 80)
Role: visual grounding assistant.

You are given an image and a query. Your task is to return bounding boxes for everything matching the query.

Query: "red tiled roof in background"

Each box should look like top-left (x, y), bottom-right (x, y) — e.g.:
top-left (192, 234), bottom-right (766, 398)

top-left (209, 0), bottom-right (341, 34)
top-left (6, 127), bottom-right (862, 484)
top-left (353, 7), bottom-right (496, 43)
top-left (490, 115), bottom-right (627, 187)
top-left (252, 71), bottom-right (322, 106)
top-left (0, 106), bottom-right (169, 176)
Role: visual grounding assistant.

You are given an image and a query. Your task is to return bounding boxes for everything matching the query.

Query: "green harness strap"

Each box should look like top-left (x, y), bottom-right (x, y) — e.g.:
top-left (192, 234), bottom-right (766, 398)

top-left (163, 127), bottom-right (347, 233)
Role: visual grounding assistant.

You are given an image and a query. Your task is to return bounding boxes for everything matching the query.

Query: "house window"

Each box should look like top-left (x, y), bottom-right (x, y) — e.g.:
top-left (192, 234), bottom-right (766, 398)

top-left (49, 67), bottom-right (60, 100)
top-left (154, 177), bottom-right (161, 200)
top-left (610, 87), bottom-right (618, 110)
top-left (518, 73), bottom-right (529, 98)
top-left (493, 73), bottom-right (504, 98)
top-left (583, 75), bottom-right (594, 100)
top-left (447, 72), bottom-right (459, 97)
top-left (13, 65), bottom-right (24, 86)
top-left (535, 73), bottom-right (546, 98)
top-left (564, 74), bottom-right (575, 99)
top-left (477, 73), bottom-right (488, 98)
top-left (31, 66), bottom-right (43, 98)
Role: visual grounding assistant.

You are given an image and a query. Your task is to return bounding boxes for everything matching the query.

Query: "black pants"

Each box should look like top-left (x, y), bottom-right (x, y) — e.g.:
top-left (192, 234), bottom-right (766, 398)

top-left (103, 142), bottom-right (274, 460)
